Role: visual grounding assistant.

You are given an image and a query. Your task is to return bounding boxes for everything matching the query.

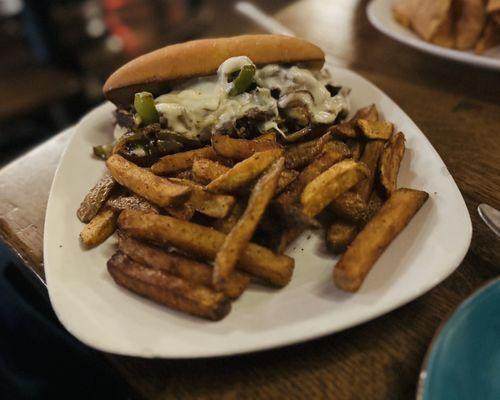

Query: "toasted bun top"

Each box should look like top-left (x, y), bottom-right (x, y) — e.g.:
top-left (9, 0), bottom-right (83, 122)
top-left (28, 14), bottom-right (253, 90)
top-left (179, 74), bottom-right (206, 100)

top-left (103, 34), bottom-right (325, 106)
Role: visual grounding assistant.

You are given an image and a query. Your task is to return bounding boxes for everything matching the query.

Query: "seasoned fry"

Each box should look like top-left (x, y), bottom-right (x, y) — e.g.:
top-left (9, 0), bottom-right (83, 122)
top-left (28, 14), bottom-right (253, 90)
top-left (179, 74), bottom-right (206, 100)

top-left (475, 18), bottom-right (500, 53)
top-left (150, 146), bottom-right (217, 175)
top-left (193, 158), bottom-right (297, 194)
top-left (107, 154), bottom-right (190, 207)
top-left (170, 178), bottom-right (235, 219)
top-left (326, 222), bottom-right (358, 254)
top-left (206, 149), bottom-right (284, 194)
top-left (192, 158), bottom-right (229, 184)
top-left (77, 174), bottom-right (116, 222)
top-left (329, 140), bottom-right (384, 221)
top-left (329, 121), bottom-right (358, 138)
top-left (277, 141), bottom-right (351, 208)
top-left (345, 139), bottom-right (363, 161)
top-left (108, 252), bottom-right (231, 320)
top-left (334, 188), bottom-right (429, 292)
top-left (212, 133), bottom-right (280, 160)
top-left (380, 132), bottom-right (406, 195)
top-left (284, 133), bottom-right (331, 170)
top-left (118, 210), bottom-right (294, 286)
top-left (301, 160), bottom-right (370, 217)
top-left (356, 119), bottom-right (394, 140)
top-left (212, 200), bottom-right (246, 234)
top-left (356, 139), bottom-right (385, 201)
top-left (214, 158), bottom-right (284, 288)
top-left (164, 202), bottom-right (195, 220)
top-left (277, 226), bottom-right (303, 254)
top-left (352, 104), bottom-right (379, 122)
top-left (107, 194), bottom-right (159, 214)
top-left (80, 208), bottom-right (118, 247)
top-left (329, 191), bottom-right (366, 222)
top-left (358, 191), bottom-right (385, 227)
top-left (118, 235), bottom-right (249, 298)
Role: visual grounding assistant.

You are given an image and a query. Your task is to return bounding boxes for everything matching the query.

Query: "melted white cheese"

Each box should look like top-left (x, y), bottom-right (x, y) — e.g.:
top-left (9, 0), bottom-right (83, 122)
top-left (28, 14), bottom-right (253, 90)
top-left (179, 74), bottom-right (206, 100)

top-left (153, 57), bottom-right (349, 140)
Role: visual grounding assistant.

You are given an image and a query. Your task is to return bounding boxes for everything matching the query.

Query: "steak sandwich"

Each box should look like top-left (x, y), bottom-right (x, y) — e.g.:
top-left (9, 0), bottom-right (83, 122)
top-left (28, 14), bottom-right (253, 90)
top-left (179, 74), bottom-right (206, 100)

top-left (97, 34), bottom-right (350, 165)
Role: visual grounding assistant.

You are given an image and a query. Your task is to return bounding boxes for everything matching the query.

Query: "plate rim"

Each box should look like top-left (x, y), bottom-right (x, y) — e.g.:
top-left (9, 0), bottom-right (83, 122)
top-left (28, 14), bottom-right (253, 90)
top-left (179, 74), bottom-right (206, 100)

top-left (367, 0), bottom-right (500, 71)
top-left (43, 65), bottom-right (472, 359)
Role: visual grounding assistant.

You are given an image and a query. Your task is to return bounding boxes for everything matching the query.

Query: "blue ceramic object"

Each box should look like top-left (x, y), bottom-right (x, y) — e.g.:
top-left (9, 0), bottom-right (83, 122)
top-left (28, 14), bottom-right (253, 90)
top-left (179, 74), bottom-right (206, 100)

top-left (420, 279), bottom-right (500, 400)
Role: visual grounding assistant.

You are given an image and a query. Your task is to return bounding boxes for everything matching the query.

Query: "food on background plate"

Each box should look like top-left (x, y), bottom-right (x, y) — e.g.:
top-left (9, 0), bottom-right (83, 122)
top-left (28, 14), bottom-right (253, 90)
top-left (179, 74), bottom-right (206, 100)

top-left (393, 0), bottom-right (500, 53)
top-left (77, 34), bottom-right (429, 320)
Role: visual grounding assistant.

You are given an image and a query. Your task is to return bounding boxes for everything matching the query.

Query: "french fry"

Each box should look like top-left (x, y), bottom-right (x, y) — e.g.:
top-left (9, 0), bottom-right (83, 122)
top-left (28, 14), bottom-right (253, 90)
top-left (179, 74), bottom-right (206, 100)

top-left (118, 235), bottom-right (249, 299)
top-left (277, 141), bottom-right (351, 208)
top-left (212, 200), bottom-right (246, 234)
top-left (334, 188), bottom-right (429, 292)
top-left (345, 139), bottom-right (363, 161)
top-left (192, 158), bottom-right (229, 184)
top-left (164, 202), bottom-right (195, 220)
top-left (77, 174), bottom-right (116, 223)
top-left (277, 226), bottom-right (303, 254)
top-left (356, 139), bottom-right (385, 201)
top-left (358, 191), bottom-right (385, 227)
top-left (193, 158), bottom-right (297, 193)
top-left (107, 154), bottom-right (190, 207)
top-left (214, 158), bottom-right (284, 288)
top-left (170, 178), bottom-right (236, 219)
top-left (356, 119), bottom-right (394, 140)
top-left (352, 104), bottom-right (379, 122)
top-left (284, 133), bottom-right (331, 170)
top-left (326, 221), bottom-right (358, 254)
top-left (80, 208), bottom-right (118, 247)
top-left (380, 132), bottom-right (406, 195)
top-left (206, 149), bottom-right (284, 194)
top-left (329, 105), bottom-right (379, 139)
top-left (108, 252), bottom-right (231, 320)
top-left (107, 193), bottom-right (159, 214)
top-left (329, 140), bottom-right (384, 222)
top-left (329, 192), bottom-right (366, 222)
top-left (212, 133), bottom-right (280, 160)
top-left (301, 160), bottom-right (370, 217)
top-left (118, 210), bottom-right (294, 287)
top-left (150, 146), bottom-right (217, 175)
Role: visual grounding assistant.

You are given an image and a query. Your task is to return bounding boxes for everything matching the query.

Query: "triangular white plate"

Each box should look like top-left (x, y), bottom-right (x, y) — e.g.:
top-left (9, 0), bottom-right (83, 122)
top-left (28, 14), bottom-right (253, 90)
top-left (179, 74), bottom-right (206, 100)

top-left (367, 0), bottom-right (500, 71)
top-left (44, 63), bottom-right (471, 358)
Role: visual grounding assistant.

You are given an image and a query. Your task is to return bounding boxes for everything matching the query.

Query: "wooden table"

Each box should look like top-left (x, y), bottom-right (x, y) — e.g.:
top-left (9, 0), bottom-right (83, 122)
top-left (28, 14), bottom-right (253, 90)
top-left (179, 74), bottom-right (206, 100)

top-left (1, 1), bottom-right (499, 398)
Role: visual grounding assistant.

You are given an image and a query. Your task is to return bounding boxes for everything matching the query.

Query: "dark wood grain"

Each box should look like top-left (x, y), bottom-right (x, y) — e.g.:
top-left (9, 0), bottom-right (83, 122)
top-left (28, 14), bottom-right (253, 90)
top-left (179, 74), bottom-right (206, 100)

top-left (0, 1), bottom-right (499, 399)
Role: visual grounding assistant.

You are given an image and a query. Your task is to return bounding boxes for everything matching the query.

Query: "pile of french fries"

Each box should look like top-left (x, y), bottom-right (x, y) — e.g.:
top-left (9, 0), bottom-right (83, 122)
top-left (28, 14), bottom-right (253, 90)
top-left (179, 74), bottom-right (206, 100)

top-left (77, 104), bottom-right (428, 320)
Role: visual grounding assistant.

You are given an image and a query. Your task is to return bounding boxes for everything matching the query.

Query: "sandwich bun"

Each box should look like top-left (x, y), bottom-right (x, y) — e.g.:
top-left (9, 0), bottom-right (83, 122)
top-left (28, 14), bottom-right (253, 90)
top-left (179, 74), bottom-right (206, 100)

top-left (103, 34), bottom-right (325, 106)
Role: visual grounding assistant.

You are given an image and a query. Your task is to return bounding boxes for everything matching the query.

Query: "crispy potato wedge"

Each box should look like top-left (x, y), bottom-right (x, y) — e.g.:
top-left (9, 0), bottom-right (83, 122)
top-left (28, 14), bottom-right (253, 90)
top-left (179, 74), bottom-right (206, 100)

top-left (475, 18), bottom-right (500, 53)
top-left (326, 221), bottom-right (358, 254)
top-left (329, 122), bottom-right (358, 138)
top-left (193, 158), bottom-right (297, 194)
top-left (107, 193), bottom-right (159, 214)
top-left (212, 133), bottom-right (280, 160)
top-left (356, 139), bottom-right (385, 201)
top-left (77, 174), bottom-right (116, 223)
top-left (334, 188), bottom-right (428, 292)
top-left (487, 0), bottom-right (500, 13)
top-left (284, 133), bottom-right (331, 170)
top-left (150, 146), bottom-right (217, 175)
top-left (456, 0), bottom-right (486, 49)
top-left (329, 140), bottom-right (384, 221)
top-left (107, 154), bottom-right (190, 207)
top-left (212, 200), bottom-right (246, 234)
top-left (329, 105), bottom-right (379, 139)
top-left (392, 0), bottom-right (416, 28)
top-left (164, 202), bottom-right (195, 221)
top-left (345, 139), bottom-right (363, 161)
top-left (214, 158), bottom-right (284, 288)
top-left (356, 119), bottom-right (394, 140)
top-left (329, 191), bottom-right (366, 222)
top-left (118, 210), bottom-right (294, 286)
top-left (192, 158), bottom-right (229, 184)
top-left (108, 252), bottom-right (231, 320)
top-left (118, 235), bottom-right (249, 299)
top-left (206, 149), bottom-right (284, 194)
top-left (277, 141), bottom-right (351, 208)
top-left (301, 160), bottom-right (370, 217)
top-left (80, 208), bottom-right (118, 247)
top-left (277, 226), bottom-right (303, 254)
top-left (380, 132), bottom-right (406, 195)
top-left (352, 104), bottom-right (379, 122)
top-left (170, 178), bottom-right (235, 219)
top-left (358, 191), bottom-right (385, 227)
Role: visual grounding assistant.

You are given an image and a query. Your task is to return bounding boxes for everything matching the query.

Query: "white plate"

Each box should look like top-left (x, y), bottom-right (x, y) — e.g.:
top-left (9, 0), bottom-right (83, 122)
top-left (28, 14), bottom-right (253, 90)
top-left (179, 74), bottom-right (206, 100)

top-left (367, 0), bottom-right (500, 71)
top-left (44, 64), bottom-right (471, 358)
